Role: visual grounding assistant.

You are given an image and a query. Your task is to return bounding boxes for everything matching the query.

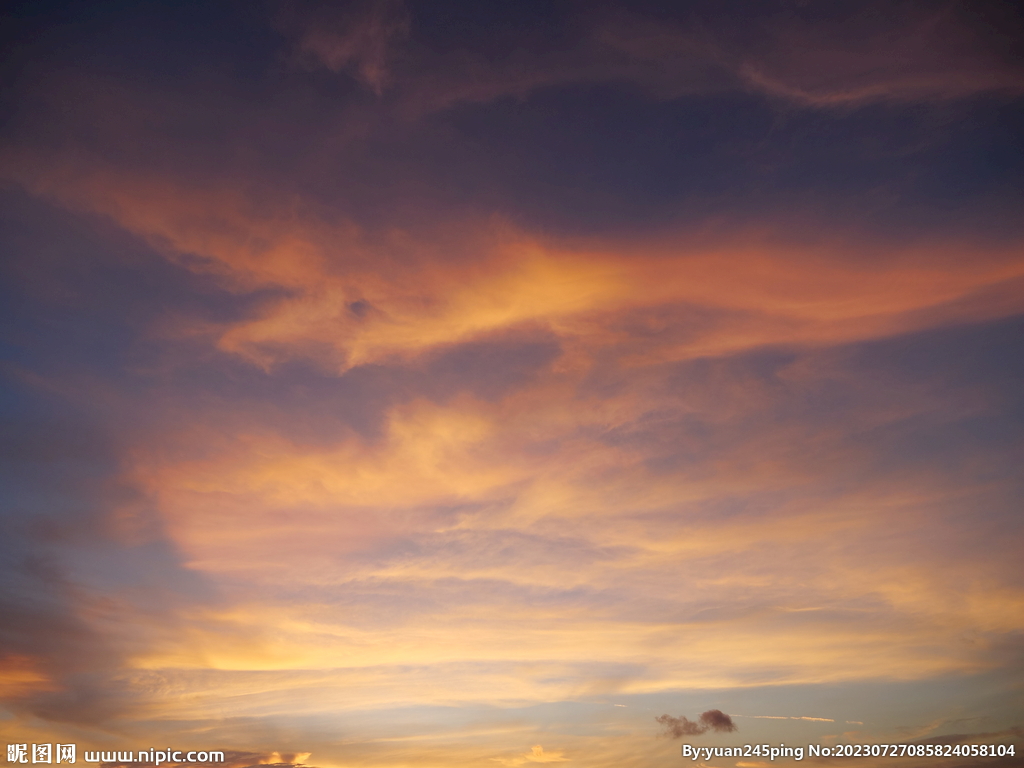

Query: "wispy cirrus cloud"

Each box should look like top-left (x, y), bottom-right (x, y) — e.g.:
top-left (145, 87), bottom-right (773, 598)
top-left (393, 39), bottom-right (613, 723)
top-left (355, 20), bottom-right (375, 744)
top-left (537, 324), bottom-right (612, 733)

top-left (285, 0), bottom-right (411, 94)
top-left (6, 151), bottom-right (1024, 375)
top-left (285, 2), bottom-right (1024, 113)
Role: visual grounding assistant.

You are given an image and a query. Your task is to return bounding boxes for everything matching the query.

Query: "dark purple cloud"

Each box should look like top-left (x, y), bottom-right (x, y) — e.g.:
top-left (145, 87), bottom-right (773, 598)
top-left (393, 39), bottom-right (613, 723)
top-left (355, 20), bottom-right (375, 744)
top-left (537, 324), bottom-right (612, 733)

top-left (656, 709), bottom-right (737, 738)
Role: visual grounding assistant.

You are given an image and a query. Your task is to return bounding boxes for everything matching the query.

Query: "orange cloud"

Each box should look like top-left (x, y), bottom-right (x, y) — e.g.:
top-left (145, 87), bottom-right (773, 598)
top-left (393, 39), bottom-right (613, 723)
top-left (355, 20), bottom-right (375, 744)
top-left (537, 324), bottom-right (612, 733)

top-left (6, 153), bottom-right (1024, 377)
top-left (0, 655), bottom-right (57, 699)
top-left (494, 744), bottom-right (571, 766)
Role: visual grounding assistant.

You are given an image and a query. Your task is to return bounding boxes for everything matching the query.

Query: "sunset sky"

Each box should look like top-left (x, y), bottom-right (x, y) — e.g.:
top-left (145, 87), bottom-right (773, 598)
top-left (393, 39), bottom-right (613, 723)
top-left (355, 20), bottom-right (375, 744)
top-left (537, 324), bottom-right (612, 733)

top-left (2, 1), bottom-right (1023, 767)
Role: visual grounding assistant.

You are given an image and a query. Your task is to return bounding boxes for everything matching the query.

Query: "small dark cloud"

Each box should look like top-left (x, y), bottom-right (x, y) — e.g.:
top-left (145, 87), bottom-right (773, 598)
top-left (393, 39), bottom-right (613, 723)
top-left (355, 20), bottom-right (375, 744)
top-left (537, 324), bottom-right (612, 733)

top-left (656, 714), bottom-right (706, 737)
top-left (700, 709), bottom-right (738, 732)
top-left (656, 709), bottom-right (737, 738)
top-left (347, 299), bottom-right (372, 318)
